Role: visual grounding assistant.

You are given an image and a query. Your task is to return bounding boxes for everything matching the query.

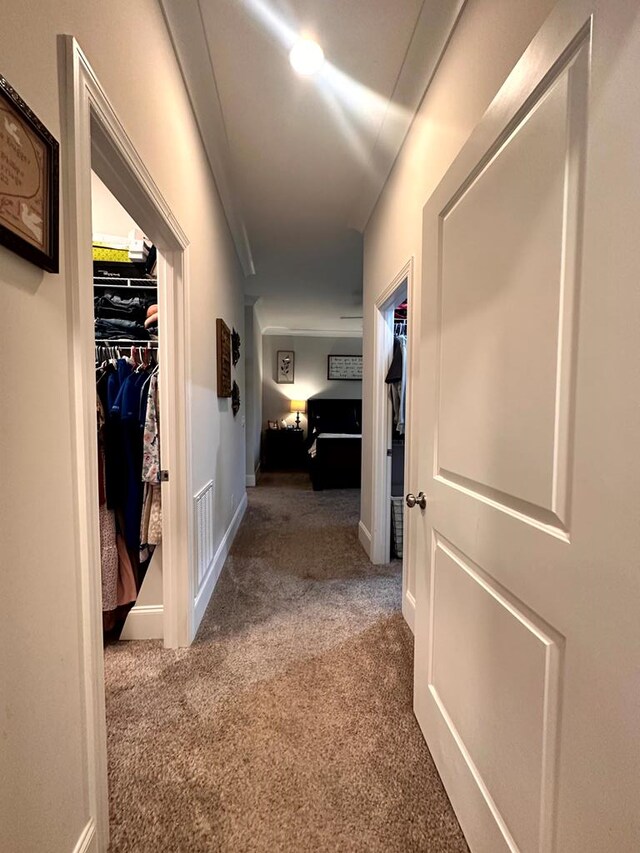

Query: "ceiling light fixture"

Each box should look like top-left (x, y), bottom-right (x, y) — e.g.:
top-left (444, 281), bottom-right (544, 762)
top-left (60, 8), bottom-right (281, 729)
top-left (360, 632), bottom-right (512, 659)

top-left (289, 38), bottom-right (325, 76)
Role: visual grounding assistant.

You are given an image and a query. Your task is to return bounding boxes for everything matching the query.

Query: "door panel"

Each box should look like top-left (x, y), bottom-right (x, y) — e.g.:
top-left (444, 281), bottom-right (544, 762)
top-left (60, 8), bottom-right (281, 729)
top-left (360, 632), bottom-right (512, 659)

top-left (428, 535), bottom-right (562, 853)
top-left (437, 58), bottom-right (581, 525)
top-left (412, 2), bottom-right (640, 852)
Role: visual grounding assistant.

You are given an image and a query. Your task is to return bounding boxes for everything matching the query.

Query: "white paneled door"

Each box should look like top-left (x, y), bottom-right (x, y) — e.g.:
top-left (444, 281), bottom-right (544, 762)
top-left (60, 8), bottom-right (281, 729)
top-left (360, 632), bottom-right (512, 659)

top-left (410, 2), bottom-right (640, 852)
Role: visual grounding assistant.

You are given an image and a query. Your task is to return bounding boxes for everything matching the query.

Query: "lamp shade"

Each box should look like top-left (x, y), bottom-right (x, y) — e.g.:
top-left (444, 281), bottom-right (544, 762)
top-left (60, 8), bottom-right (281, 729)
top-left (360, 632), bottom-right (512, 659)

top-left (290, 399), bottom-right (306, 413)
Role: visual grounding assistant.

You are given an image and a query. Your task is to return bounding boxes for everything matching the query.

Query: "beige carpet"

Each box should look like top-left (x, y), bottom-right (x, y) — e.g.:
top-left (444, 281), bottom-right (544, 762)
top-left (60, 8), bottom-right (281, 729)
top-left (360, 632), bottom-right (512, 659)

top-left (104, 473), bottom-right (469, 852)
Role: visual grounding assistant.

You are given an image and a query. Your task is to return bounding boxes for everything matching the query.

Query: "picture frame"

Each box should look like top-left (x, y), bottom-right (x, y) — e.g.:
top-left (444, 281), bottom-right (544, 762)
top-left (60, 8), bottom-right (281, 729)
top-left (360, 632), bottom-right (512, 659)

top-left (267, 420), bottom-right (279, 430)
top-left (0, 73), bottom-right (59, 273)
top-left (327, 354), bottom-right (363, 381)
top-left (276, 350), bottom-right (294, 384)
top-left (216, 318), bottom-right (232, 397)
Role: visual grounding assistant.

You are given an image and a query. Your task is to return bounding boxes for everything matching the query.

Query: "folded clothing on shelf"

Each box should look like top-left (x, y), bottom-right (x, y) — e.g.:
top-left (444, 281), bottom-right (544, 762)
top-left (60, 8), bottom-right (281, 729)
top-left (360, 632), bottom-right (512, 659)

top-left (94, 292), bottom-right (154, 323)
top-left (95, 317), bottom-right (149, 340)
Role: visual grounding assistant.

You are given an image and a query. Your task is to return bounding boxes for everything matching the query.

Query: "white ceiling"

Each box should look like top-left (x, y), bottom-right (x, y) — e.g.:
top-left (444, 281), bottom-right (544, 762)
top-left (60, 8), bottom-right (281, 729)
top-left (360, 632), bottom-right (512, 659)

top-left (160, 0), bottom-right (465, 333)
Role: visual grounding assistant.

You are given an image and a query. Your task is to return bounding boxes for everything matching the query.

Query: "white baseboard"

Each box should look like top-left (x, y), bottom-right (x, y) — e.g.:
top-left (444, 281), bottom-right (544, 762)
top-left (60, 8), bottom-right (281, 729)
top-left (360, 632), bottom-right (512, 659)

top-left (358, 520), bottom-right (372, 558)
top-left (119, 605), bottom-right (164, 640)
top-left (193, 492), bottom-right (248, 633)
top-left (73, 819), bottom-right (97, 853)
top-left (403, 589), bottom-right (416, 634)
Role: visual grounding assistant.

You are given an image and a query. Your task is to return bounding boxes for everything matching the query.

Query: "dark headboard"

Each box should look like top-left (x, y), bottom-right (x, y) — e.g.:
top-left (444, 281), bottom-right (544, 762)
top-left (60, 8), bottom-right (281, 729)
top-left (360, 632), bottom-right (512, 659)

top-left (306, 398), bottom-right (362, 439)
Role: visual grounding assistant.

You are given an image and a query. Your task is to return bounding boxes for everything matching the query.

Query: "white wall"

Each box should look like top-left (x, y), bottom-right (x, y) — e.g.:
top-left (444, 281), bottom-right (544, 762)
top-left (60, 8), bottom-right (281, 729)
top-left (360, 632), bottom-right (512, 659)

top-left (262, 335), bottom-right (362, 436)
top-left (0, 1), bottom-right (245, 850)
top-left (91, 171), bottom-right (138, 236)
top-left (360, 0), bottom-right (556, 540)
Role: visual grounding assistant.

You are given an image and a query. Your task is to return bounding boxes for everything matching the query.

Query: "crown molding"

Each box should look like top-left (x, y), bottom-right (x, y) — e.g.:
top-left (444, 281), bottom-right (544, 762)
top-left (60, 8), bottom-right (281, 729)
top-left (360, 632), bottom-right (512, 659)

top-left (262, 327), bottom-right (363, 338)
top-left (159, 0), bottom-right (255, 276)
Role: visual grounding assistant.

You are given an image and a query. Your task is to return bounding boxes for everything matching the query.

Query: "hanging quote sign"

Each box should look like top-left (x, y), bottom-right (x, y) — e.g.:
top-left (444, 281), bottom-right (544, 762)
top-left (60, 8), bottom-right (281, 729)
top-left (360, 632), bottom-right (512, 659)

top-left (327, 354), bottom-right (363, 380)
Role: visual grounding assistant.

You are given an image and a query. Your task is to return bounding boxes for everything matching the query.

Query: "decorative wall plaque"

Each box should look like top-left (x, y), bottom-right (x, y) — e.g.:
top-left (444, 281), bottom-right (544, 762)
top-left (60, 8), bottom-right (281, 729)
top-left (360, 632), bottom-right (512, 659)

top-left (231, 380), bottom-right (240, 416)
top-left (216, 318), bottom-right (232, 397)
top-left (0, 74), bottom-right (59, 272)
top-left (231, 327), bottom-right (241, 366)
top-left (327, 354), bottom-right (363, 380)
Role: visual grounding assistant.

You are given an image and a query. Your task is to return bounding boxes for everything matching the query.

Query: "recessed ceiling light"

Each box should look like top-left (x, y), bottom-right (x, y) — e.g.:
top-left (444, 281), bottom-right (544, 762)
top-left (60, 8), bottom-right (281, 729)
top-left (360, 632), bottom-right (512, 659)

top-left (289, 38), bottom-right (325, 76)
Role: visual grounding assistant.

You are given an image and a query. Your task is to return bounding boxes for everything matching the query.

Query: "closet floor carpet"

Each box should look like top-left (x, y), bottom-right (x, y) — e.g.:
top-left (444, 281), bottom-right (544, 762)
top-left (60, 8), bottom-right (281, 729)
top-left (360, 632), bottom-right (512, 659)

top-left (104, 473), bottom-right (469, 853)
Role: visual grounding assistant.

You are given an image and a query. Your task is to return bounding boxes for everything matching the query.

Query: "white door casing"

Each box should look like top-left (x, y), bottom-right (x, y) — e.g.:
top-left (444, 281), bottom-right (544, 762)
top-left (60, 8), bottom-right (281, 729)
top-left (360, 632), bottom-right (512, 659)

top-left (63, 36), bottom-right (193, 850)
top-left (411, 2), bottom-right (640, 852)
top-left (369, 259), bottom-right (417, 629)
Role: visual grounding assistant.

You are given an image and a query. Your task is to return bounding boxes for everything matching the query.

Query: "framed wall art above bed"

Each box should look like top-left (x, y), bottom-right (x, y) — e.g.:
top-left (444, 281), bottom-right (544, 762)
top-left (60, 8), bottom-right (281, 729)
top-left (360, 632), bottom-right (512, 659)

top-left (327, 354), bottom-right (362, 381)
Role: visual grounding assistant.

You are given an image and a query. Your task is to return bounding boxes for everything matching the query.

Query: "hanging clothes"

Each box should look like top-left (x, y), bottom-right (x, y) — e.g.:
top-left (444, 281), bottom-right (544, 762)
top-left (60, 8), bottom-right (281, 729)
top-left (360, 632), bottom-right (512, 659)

top-left (111, 365), bottom-right (151, 552)
top-left (96, 347), bottom-right (159, 621)
top-left (140, 372), bottom-right (162, 550)
top-left (385, 335), bottom-right (407, 435)
top-left (97, 396), bottom-right (118, 612)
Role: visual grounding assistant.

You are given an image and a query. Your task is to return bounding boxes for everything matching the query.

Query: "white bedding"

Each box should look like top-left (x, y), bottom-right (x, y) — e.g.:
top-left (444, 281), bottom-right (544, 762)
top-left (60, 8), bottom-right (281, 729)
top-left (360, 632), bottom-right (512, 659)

top-left (308, 432), bottom-right (362, 458)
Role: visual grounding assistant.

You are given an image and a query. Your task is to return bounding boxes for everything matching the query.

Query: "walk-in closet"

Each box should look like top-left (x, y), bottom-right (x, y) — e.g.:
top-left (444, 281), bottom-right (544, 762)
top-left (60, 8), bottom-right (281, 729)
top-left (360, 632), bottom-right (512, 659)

top-left (92, 172), bottom-right (164, 643)
top-left (385, 291), bottom-right (408, 562)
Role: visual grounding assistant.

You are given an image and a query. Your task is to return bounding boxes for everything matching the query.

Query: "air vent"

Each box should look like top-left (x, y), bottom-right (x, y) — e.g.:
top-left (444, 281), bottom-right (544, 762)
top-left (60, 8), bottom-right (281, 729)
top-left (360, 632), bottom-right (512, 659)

top-left (194, 480), bottom-right (214, 590)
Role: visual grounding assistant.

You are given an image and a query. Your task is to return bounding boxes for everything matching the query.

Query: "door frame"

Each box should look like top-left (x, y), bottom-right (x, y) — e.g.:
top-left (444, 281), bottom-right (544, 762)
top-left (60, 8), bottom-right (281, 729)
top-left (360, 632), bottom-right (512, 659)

top-left (61, 35), bottom-right (192, 849)
top-left (370, 257), bottom-right (416, 630)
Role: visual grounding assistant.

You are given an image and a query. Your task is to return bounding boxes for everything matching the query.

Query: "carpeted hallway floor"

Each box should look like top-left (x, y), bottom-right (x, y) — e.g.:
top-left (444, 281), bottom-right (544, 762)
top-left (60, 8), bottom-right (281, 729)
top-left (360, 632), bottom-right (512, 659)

top-left (104, 473), bottom-right (469, 852)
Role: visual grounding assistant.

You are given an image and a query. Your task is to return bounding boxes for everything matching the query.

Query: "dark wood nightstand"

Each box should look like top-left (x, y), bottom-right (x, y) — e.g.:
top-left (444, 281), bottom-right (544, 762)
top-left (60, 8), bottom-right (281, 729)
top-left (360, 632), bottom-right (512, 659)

top-left (263, 428), bottom-right (306, 471)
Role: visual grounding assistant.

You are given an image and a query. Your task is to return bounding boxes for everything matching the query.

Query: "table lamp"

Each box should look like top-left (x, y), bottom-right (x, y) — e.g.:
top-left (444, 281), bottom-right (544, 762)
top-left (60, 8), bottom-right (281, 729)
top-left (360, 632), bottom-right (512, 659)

top-left (290, 399), bottom-right (306, 429)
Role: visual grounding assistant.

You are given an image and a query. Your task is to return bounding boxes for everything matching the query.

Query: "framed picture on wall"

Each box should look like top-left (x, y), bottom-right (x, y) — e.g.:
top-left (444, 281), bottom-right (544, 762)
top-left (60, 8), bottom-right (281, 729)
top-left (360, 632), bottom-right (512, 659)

top-left (0, 73), bottom-right (59, 273)
top-left (327, 354), bottom-right (363, 380)
top-left (276, 350), bottom-right (294, 384)
top-left (216, 318), bottom-right (232, 397)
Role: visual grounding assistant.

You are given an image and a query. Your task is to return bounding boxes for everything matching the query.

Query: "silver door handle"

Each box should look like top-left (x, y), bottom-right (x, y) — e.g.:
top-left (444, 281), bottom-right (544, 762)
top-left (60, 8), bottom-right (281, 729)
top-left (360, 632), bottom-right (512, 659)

top-left (406, 491), bottom-right (427, 510)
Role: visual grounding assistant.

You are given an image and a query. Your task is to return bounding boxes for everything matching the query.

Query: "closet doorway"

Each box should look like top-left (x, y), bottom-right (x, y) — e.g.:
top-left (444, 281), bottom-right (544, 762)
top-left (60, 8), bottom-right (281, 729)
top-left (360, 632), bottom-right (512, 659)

top-left (63, 37), bottom-right (191, 847)
top-left (371, 258), bottom-right (416, 630)
top-left (92, 174), bottom-right (165, 642)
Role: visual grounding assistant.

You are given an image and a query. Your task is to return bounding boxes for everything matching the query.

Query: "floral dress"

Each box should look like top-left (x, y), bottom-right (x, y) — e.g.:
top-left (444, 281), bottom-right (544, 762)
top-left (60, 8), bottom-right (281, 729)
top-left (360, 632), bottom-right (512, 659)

top-left (140, 373), bottom-right (162, 547)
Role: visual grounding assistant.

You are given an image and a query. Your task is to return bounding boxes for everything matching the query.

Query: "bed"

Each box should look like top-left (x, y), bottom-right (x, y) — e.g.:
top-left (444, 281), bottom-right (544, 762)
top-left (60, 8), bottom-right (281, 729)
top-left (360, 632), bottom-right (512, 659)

top-left (306, 398), bottom-right (362, 490)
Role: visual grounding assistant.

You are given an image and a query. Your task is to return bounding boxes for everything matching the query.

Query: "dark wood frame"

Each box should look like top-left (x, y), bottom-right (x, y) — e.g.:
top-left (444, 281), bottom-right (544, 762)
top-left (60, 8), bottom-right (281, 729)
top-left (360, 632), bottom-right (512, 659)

top-left (327, 354), bottom-right (363, 381)
top-left (216, 318), bottom-right (232, 397)
top-left (276, 349), bottom-right (295, 384)
top-left (0, 74), bottom-right (59, 273)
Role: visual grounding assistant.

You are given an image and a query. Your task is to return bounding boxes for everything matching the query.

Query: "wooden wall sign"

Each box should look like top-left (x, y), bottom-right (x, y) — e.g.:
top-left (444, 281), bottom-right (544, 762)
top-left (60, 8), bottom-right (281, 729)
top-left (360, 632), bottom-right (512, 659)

top-left (216, 318), bottom-right (232, 397)
top-left (0, 74), bottom-right (59, 273)
top-left (327, 354), bottom-right (363, 380)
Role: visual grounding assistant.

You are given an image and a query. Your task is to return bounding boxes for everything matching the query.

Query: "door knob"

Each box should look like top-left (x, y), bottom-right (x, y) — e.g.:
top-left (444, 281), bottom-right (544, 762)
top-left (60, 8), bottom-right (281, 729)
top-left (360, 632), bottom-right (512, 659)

top-left (406, 491), bottom-right (427, 510)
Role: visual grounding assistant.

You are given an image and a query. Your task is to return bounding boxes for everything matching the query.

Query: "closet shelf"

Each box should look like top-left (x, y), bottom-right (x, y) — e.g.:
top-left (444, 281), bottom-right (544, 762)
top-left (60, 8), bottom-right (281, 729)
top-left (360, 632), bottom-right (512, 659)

top-left (95, 338), bottom-right (159, 346)
top-left (94, 277), bottom-right (157, 289)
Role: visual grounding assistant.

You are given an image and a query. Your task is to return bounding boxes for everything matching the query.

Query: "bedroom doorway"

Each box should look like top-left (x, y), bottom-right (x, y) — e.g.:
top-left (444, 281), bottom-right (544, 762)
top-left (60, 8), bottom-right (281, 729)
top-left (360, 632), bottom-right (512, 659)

top-left (370, 258), bottom-right (415, 630)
